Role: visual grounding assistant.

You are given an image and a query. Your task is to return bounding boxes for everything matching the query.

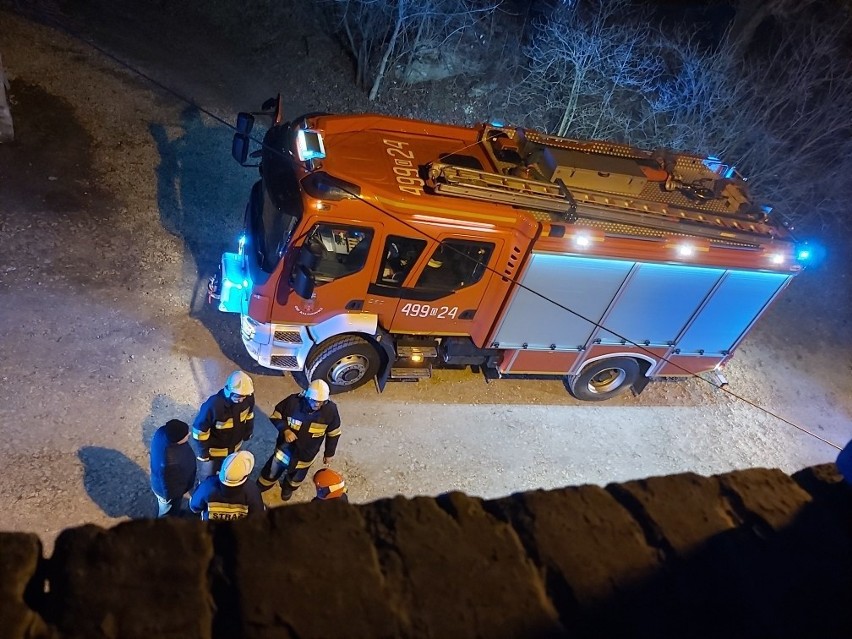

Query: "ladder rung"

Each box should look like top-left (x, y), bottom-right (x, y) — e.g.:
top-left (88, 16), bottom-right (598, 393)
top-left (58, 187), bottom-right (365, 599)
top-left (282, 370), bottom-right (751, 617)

top-left (428, 162), bottom-right (575, 216)
top-left (431, 163), bottom-right (562, 194)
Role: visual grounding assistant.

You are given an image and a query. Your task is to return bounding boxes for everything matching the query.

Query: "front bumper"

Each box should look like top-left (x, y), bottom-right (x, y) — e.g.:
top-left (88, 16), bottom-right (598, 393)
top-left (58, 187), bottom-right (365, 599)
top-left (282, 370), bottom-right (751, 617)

top-left (241, 319), bottom-right (314, 371)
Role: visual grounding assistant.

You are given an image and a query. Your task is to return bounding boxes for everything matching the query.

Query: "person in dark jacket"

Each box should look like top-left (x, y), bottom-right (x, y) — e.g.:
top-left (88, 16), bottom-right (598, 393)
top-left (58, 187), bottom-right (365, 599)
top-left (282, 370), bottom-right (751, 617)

top-left (190, 451), bottom-right (265, 521)
top-left (191, 370), bottom-right (255, 484)
top-left (837, 439), bottom-right (852, 486)
top-left (257, 379), bottom-right (342, 501)
top-left (150, 419), bottom-right (196, 518)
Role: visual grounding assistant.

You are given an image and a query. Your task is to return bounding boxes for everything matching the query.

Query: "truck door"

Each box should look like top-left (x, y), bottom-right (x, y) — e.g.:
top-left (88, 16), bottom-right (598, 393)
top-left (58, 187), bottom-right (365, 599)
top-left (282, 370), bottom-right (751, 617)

top-left (363, 234), bottom-right (428, 327)
top-left (366, 235), bottom-right (498, 336)
top-left (286, 221), bottom-right (381, 324)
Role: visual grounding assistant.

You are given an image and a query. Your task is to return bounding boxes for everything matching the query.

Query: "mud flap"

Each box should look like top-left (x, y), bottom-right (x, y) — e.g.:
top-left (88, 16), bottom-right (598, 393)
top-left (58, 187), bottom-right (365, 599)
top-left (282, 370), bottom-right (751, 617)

top-left (630, 374), bottom-right (651, 397)
top-left (373, 327), bottom-right (396, 392)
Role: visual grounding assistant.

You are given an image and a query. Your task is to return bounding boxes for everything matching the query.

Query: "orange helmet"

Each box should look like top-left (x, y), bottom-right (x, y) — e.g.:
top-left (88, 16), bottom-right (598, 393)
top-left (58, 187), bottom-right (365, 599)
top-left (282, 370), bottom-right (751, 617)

top-left (313, 468), bottom-right (346, 500)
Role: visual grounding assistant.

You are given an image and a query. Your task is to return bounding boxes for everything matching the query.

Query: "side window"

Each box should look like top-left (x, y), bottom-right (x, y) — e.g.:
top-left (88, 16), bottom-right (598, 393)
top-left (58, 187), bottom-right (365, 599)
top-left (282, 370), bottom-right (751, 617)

top-left (414, 240), bottom-right (494, 292)
top-left (305, 224), bottom-right (374, 284)
top-left (379, 236), bottom-right (427, 286)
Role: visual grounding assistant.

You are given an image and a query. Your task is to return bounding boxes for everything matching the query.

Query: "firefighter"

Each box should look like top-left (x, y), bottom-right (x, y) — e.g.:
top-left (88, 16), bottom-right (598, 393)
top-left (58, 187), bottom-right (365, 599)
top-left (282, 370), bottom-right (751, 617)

top-left (313, 467), bottom-right (349, 503)
top-left (257, 379), bottom-right (341, 501)
top-left (191, 370), bottom-right (255, 484)
top-left (189, 451), bottom-right (265, 521)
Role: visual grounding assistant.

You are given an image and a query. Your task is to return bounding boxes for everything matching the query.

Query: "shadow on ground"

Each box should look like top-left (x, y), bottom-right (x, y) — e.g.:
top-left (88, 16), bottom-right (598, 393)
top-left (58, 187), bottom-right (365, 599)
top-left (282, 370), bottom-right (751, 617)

top-left (150, 104), bottom-right (273, 372)
top-left (78, 446), bottom-right (152, 519)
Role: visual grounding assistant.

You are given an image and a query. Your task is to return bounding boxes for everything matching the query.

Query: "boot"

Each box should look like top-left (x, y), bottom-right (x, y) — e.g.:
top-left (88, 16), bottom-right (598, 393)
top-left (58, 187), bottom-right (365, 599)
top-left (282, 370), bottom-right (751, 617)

top-left (257, 476), bottom-right (277, 492)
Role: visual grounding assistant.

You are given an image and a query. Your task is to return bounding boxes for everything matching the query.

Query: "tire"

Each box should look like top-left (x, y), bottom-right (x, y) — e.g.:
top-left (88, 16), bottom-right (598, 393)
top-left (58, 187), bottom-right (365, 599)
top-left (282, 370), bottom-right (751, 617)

top-left (305, 335), bottom-right (381, 394)
top-left (566, 357), bottom-right (640, 402)
top-left (291, 369), bottom-right (309, 390)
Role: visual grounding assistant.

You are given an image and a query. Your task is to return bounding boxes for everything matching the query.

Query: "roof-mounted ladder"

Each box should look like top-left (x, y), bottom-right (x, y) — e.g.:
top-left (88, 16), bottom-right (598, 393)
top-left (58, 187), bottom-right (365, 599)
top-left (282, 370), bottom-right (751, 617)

top-left (426, 162), bottom-right (577, 221)
top-left (426, 160), bottom-right (781, 245)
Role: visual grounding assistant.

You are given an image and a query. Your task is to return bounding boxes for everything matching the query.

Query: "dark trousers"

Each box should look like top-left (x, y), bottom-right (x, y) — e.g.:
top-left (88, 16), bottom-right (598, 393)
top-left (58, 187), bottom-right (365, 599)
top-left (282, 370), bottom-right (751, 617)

top-left (258, 445), bottom-right (312, 492)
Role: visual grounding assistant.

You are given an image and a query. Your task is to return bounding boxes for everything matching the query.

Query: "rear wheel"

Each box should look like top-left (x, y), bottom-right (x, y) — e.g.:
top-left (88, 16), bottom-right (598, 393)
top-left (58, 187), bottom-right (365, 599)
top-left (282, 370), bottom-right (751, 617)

top-left (566, 357), bottom-right (640, 402)
top-left (305, 335), bottom-right (381, 394)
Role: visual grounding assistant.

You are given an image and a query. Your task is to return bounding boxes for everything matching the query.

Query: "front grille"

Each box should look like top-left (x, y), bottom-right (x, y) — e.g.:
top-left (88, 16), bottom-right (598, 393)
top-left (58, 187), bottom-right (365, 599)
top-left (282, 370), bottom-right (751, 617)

top-left (271, 355), bottom-right (299, 369)
top-left (274, 330), bottom-right (302, 344)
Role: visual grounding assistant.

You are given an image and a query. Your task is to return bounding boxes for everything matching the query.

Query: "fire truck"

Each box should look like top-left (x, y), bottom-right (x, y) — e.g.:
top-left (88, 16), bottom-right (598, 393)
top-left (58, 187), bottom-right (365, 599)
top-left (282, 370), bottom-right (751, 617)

top-left (211, 96), bottom-right (807, 400)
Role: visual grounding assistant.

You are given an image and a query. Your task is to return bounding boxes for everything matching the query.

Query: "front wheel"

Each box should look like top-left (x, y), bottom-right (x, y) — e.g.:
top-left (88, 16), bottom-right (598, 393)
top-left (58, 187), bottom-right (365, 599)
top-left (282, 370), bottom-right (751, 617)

top-left (305, 335), bottom-right (381, 394)
top-left (566, 357), bottom-right (640, 402)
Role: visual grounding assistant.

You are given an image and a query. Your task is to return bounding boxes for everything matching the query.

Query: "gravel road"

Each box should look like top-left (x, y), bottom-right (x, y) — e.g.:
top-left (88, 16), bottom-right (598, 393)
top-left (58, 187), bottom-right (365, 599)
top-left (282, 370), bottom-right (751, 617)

top-left (1, 6), bottom-right (850, 553)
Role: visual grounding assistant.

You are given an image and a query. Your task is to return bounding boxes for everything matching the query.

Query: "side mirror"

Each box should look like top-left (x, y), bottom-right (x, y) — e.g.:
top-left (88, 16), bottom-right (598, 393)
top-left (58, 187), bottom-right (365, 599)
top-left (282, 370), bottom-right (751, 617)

top-left (232, 113), bottom-right (255, 164)
top-left (290, 245), bottom-right (320, 300)
top-left (232, 133), bottom-right (250, 164)
top-left (292, 265), bottom-right (315, 300)
top-left (235, 112), bottom-right (255, 135)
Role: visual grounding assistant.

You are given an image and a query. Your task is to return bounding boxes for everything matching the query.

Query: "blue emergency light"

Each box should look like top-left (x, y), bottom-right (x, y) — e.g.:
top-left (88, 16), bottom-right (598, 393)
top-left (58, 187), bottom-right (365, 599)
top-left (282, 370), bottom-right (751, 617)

top-left (296, 129), bottom-right (326, 162)
top-left (794, 242), bottom-right (825, 266)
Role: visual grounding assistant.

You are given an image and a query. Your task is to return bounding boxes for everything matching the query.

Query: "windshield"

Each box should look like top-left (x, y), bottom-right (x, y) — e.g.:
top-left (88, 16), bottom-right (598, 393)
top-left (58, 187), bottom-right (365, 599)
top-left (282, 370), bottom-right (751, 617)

top-left (250, 123), bottom-right (303, 272)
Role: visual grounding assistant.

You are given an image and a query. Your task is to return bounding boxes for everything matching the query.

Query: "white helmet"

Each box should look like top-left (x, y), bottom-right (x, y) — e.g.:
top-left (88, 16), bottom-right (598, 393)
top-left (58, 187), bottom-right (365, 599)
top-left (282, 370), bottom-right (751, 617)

top-left (225, 370), bottom-right (254, 396)
top-left (305, 379), bottom-right (330, 402)
top-left (219, 451), bottom-right (255, 486)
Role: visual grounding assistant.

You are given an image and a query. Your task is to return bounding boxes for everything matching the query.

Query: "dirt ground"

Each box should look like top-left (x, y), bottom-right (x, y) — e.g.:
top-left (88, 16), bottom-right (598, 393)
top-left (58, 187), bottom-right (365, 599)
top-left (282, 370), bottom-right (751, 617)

top-left (1, 5), bottom-right (850, 554)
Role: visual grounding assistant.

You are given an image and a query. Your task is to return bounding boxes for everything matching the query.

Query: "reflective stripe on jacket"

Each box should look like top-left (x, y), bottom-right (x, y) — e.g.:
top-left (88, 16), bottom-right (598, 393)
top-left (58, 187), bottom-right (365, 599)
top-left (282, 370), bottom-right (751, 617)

top-left (191, 390), bottom-right (255, 459)
top-left (269, 393), bottom-right (341, 463)
top-left (189, 476), bottom-right (265, 521)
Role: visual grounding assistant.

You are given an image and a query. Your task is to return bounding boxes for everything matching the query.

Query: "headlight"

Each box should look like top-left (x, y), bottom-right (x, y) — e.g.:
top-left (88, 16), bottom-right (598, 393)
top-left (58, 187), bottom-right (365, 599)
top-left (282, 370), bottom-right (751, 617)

top-left (241, 315), bottom-right (258, 340)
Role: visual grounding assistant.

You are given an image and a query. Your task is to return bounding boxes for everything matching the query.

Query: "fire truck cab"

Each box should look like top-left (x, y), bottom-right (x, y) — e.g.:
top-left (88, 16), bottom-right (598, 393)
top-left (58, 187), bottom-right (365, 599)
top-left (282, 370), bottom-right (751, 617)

top-left (212, 97), bottom-right (806, 400)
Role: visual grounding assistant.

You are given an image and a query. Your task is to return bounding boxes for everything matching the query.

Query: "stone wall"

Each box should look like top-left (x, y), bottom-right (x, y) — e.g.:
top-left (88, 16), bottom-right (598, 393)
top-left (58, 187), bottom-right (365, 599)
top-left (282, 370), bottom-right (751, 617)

top-left (0, 51), bottom-right (15, 143)
top-left (3, 464), bottom-right (850, 639)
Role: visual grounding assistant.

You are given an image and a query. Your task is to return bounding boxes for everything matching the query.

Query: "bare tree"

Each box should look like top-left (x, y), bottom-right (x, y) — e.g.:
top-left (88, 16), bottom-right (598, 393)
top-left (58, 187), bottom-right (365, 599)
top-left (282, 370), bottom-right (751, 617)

top-left (369, 0), bottom-right (406, 100)
top-left (729, 17), bottom-right (852, 227)
top-left (331, 0), bottom-right (392, 90)
top-left (508, 0), bottom-right (663, 138)
top-left (327, 0), bottom-right (500, 101)
top-left (501, 0), bottom-right (852, 228)
top-left (633, 33), bottom-right (751, 156)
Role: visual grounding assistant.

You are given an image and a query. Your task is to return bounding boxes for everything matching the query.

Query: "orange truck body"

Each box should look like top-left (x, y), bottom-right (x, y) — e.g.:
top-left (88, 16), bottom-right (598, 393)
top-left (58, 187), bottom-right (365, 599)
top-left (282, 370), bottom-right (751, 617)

top-left (214, 103), bottom-right (803, 400)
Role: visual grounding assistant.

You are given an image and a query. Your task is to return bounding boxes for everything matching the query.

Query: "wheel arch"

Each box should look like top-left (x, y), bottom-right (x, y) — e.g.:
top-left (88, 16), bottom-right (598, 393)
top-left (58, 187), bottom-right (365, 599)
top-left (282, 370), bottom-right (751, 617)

top-left (308, 312), bottom-right (379, 346)
top-left (577, 351), bottom-right (655, 377)
top-left (566, 353), bottom-right (651, 401)
top-left (303, 331), bottom-right (387, 394)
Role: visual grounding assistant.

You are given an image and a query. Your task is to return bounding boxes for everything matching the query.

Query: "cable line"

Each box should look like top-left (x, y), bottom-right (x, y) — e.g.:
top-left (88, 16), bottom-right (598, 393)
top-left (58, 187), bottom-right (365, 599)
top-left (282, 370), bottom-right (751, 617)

top-left (36, 12), bottom-right (842, 452)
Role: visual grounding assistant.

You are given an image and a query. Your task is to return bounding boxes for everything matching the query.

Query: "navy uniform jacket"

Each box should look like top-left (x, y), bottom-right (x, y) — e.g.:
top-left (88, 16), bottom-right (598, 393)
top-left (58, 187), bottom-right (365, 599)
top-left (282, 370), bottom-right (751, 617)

top-left (837, 439), bottom-right (852, 486)
top-left (150, 427), bottom-right (196, 500)
top-left (189, 477), bottom-right (265, 521)
top-left (191, 389), bottom-right (255, 460)
top-left (270, 394), bottom-right (341, 463)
